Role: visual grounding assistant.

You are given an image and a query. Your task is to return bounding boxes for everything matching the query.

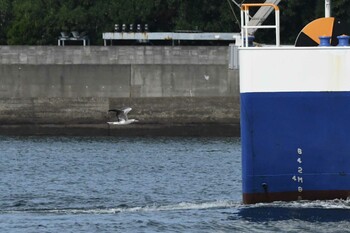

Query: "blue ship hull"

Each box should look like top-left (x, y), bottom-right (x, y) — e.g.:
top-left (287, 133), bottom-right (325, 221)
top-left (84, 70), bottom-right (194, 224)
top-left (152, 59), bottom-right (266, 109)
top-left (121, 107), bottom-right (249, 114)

top-left (241, 91), bottom-right (350, 203)
top-left (239, 3), bottom-right (350, 204)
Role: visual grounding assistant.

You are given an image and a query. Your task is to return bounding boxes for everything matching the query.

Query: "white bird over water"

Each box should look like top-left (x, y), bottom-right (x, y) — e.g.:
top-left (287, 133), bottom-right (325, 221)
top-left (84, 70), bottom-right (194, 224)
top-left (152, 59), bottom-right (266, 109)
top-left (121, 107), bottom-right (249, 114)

top-left (107, 107), bottom-right (138, 125)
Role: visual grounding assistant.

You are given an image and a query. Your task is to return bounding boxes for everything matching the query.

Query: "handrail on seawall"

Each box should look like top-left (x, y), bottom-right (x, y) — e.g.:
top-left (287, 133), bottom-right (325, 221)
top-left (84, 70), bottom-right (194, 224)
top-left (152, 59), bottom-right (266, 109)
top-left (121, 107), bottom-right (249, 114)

top-left (240, 3), bottom-right (280, 47)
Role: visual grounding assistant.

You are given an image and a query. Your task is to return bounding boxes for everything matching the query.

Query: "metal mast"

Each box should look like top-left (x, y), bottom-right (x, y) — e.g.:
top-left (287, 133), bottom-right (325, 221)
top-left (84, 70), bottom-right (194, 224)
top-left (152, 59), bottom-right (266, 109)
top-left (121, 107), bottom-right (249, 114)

top-left (325, 0), bottom-right (331, 17)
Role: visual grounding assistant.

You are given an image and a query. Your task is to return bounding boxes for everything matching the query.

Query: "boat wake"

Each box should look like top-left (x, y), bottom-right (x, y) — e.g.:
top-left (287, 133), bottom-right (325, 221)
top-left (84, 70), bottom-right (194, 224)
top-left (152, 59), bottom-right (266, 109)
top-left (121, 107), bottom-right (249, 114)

top-left (1, 200), bottom-right (240, 215)
top-left (249, 198), bottom-right (350, 209)
top-left (4, 199), bottom-right (350, 218)
top-left (237, 199), bottom-right (350, 222)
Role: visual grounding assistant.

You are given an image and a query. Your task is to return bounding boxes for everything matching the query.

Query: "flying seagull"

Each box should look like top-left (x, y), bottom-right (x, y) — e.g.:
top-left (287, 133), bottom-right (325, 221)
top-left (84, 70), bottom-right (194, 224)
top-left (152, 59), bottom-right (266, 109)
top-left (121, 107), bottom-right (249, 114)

top-left (107, 107), bottom-right (138, 125)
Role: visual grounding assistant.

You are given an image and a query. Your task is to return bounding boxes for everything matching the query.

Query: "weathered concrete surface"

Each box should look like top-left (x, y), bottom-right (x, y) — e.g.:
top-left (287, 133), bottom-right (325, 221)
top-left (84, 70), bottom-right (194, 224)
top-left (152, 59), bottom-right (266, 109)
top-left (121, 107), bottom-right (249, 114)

top-left (0, 46), bottom-right (240, 136)
top-left (0, 96), bottom-right (239, 136)
top-left (0, 97), bottom-right (108, 124)
top-left (0, 64), bottom-right (235, 98)
top-left (0, 46), bottom-right (229, 65)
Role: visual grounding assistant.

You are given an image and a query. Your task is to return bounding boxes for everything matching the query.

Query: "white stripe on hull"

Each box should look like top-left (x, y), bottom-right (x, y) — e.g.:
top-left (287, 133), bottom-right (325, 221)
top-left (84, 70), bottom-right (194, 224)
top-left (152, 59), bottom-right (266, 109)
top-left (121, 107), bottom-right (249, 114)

top-left (240, 47), bottom-right (350, 93)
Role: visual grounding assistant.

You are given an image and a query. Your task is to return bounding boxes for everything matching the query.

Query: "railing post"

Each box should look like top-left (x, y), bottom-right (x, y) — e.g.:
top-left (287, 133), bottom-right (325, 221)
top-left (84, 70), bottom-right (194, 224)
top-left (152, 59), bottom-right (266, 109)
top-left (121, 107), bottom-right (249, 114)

top-left (245, 8), bottom-right (249, 47)
top-left (276, 8), bottom-right (280, 46)
top-left (240, 3), bottom-right (280, 47)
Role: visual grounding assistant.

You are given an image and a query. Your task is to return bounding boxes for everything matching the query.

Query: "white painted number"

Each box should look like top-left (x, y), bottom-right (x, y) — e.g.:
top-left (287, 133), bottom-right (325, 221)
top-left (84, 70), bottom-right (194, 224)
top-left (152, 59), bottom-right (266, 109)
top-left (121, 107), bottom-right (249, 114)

top-left (298, 167), bottom-right (303, 174)
top-left (293, 148), bottom-right (304, 193)
top-left (297, 157), bottom-right (302, 164)
top-left (297, 148), bottom-right (303, 155)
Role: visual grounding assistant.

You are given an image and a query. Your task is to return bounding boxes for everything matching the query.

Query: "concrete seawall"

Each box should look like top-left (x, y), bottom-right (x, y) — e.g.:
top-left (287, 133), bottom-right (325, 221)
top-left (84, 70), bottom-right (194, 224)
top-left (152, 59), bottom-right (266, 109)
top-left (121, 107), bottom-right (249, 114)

top-left (0, 46), bottom-right (239, 136)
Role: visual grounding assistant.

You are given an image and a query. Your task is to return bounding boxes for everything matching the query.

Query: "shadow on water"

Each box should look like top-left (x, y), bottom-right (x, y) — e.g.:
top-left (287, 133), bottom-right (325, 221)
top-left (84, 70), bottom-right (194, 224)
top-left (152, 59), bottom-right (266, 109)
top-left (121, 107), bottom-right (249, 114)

top-left (236, 206), bottom-right (350, 222)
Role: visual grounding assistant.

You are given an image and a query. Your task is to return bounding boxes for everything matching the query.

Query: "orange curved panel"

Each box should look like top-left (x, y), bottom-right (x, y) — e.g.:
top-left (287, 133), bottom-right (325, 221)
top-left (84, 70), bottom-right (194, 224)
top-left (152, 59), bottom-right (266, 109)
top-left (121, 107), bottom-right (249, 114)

top-left (302, 17), bottom-right (334, 44)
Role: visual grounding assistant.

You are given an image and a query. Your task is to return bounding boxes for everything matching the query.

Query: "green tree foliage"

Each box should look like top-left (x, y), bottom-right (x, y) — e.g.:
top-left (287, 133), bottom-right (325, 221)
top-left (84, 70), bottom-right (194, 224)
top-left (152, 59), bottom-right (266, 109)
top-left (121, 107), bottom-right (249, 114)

top-left (332, 0), bottom-right (350, 26)
top-left (7, 0), bottom-right (61, 45)
top-left (0, 0), bottom-right (12, 44)
top-left (2, 0), bottom-right (350, 45)
top-left (173, 0), bottom-right (237, 32)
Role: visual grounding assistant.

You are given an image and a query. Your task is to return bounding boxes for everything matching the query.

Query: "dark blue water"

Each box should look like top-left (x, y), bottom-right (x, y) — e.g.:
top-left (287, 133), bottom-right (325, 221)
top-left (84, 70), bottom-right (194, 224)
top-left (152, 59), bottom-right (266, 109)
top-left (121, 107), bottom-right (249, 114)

top-left (1, 136), bottom-right (350, 232)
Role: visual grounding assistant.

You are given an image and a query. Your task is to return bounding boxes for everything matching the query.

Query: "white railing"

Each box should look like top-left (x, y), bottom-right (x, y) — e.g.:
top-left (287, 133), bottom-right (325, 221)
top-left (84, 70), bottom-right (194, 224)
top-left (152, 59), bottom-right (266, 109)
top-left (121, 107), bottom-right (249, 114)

top-left (240, 3), bottom-right (280, 47)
